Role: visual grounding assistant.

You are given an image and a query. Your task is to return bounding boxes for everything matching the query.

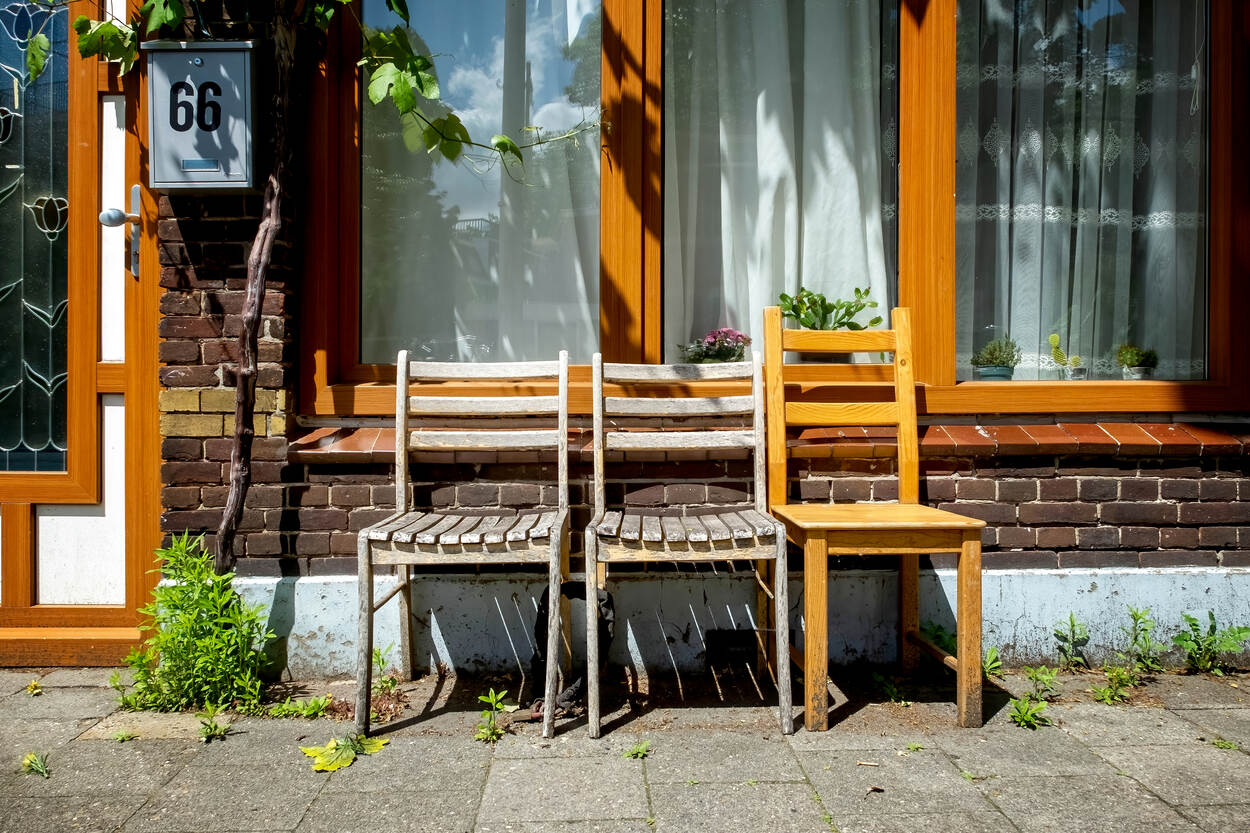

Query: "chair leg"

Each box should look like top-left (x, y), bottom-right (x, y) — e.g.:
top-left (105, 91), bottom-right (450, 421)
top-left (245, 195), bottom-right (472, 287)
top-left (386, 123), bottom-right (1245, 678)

top-left (803, 532), bottom-right (829, 732)
top-left (397, 565), bottom-right (414, 682)
top-left (774, 530), bottom-right (793, 734)
top-left (957, 531), bottom-right (984, 728)
top-left (542, 536), bottom-right (562, 739)
top-left (899, 553), bottom-right (920, 673)
top-left (355, 536), bottom-right (374, 737)
top-left (585, 533), bottom-right (601, 738)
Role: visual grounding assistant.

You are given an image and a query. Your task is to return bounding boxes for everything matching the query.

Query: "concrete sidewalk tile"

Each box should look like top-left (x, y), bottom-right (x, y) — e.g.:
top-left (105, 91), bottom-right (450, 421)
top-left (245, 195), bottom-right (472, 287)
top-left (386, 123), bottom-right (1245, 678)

top-left (477, 757), bottom-right (648, 823)
top-left (1053, 704), bottom-right (1209, 746)
top-left (0, 687), bottom-right (118, 720)
top-left (39, 669), bottom-right (129, 688)
top-left (79, 711), bottom-right (207, 741)
top-left (296, 789), bottom-right (480, 833)
top-left (1173, 708), bottom-right (1250, 748)
top-left (188, 717), bottom-right (346, 768)
top-left (0, 795), bottom-right (148, 833)
top-left (11, 739), bottom-right (199, 798)
top-left (492, 730), bottom-right (649, 760)
top-left (1094, 743), bottom-right (1250, 806)
top-left (1177, 804), bottom-right (1250, 833)
top-left (1151, 676), bottom-right (1249, 710)
top-left (0, 670), bottom-right (38, 696)
top-left (981, 775), bottom-right (1201, 833)
top-left (476, 823), bottom-right (653, 833)
top-left (644, 730), bottom-right (804, 784)
top-left (829, 811), bottom-right (1015, 833)
top-left (648, 782), bottom-right (829, 833)
top-left (121, 765), bottom-right (328, 832)
top-left (0, 716), bottom-right (98, 750)
top-left (322, 735), bottom-right (489, 793)
top-left (798, 749), bottom-right (993, 815)
top-left (935, 726), bottom-right (1108, 778)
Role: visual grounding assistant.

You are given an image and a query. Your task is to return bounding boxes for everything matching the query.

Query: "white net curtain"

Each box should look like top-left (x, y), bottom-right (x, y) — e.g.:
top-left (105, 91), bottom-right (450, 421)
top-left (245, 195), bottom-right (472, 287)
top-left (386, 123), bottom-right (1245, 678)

top-left (955, 0), bottom-right (1209, 380)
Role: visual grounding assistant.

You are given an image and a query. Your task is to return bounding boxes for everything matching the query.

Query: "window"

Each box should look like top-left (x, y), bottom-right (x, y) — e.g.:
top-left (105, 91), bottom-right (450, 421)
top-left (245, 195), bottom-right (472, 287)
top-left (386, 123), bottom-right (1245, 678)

top-left (301, 1), bottom-right (1248, 415)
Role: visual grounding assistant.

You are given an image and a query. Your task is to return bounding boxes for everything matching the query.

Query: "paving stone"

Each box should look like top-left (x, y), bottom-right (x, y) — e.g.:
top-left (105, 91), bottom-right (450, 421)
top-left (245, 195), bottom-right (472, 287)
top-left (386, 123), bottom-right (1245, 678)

top-left (1053, 703), bottom-right (1210, 746)
top-left (296, 789), bottom-right (479, 833)
top-left (618, 704), bottom-right (781, 733)
top-left (321, 735), bottom-right (490, 793)
top-left (1094, 743), bottom-right (1250, 806)
top-left (981, 774), bottom-right (1201, 833)
top-left (798, 749), bottom-right (994, 815)
top-left (79, 711), bottom-right (216, 741)
top-left (10, 739), bottom-right (199, 798)
top-left (829, 811), bottom-right (1015, 833)
top-left (39, 668), bottom-right (130, 688)
top-left (0, 715), bottom-right (97, 749)
top-left (476, 823), bottom-right (653, 833)
top-left (0, 687), bottom-right (118, 720)
top-left (644, 730), bottom-right (804, 784)
top-left (121, 765), bottom-right (328, 832)
top-left (478, 757), bottom-right (648, 823)
top-left (0, 670), bottom-right (38, 696)
top-left (493, 729), bottom-right (650, 759)
top-left (649, 782), bottom-right (829, 833)
top-left (934, 725), bottom-right (1108, 777)
top-left (1173, 708), bottom-right (1250, 748)
top-left (1150, 675), bottom-right (1250, 710)
top-left (0, 795), bottom-right (148, 833)
top-left (187, 717), bottom-right (347, 768)
top-left (1176, 804), bottom-right (1250, 833)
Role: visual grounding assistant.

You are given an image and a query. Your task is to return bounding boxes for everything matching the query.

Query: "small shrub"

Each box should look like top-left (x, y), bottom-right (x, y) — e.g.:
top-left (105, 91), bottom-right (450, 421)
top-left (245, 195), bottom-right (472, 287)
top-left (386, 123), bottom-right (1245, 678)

top-left (1008, 696), bottom-right (1049, 729)
top-left (970, 337), bottom-right (1021, 368)
top-left (1173, 611), bottom-right (1250, 676)
top-left (1054, 613), bottom-right (1089, 672)
top-left (122, 533), bottom-right (273, 712)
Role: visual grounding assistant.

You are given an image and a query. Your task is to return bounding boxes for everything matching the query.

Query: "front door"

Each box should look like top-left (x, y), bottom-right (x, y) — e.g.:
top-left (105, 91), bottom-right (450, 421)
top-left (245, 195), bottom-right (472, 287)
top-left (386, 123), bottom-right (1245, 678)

top-left (0, 0), bottom-right (160, 663)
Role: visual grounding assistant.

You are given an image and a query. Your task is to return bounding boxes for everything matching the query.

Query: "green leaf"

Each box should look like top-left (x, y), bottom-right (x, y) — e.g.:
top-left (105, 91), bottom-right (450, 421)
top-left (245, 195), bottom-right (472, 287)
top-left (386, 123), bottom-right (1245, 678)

top-left (300, 738), bottom-right (357, 772)
top-left (385, 0), bottom-right (411, 25)
top-left (357, 736), bottom-right (389, 755)
top-left (138, 0), bottom-right (185, 36)
top-left (73, 17), bottom-right (139, 74)
top-left (367, 63), bottom-right (401, 106)
top-left (491, 134), bottom-right (523, 165)
top-left (25, 33), bottom-right (49, 82)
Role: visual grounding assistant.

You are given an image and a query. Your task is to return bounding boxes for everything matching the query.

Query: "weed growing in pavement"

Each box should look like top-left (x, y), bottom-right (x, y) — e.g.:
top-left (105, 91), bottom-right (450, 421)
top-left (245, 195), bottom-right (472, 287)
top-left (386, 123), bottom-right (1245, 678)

top-left (1092, 665), bottom-right (1132, 704)
top-left (982, 646), bottom-right (1004, 679)
top-left (1023, 665), bottom-right (1060, 702)
top-left (906, 742), bottom-right (924, 752)
top-left (871, 673), bottom-right (912, 707)
top-left (474, 688), bottom-right (517, 744)
top-left (112, 731), bottom-right (137, 743)
top-left (371, 643), bottom-right (400, 695)
top-left (624, 740), bottom-right (652, 759)
top-left (19, 752), bottom-right (49, 778)
top-left (1173, 611), bottom-right (1250, 676)
top-left (268, 694), bottom-right (333, 719)
top-left (24, 679), bottom-right (41, 696)
top-left (1054, 612), bottom-right (1090, 671)
top-left (1212, 738), bottom-right (1239, 750)
top-left (1008, 696), bottom-right (1050, 729)
top-left (196, 704), bottom-right (230, 743)
top-left (1119, 606), bottom-right (1165, 681)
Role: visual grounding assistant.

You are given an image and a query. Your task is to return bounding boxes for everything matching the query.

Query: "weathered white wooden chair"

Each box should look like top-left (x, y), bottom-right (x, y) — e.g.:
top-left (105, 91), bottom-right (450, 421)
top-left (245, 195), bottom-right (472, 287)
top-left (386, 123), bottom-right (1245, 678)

top-left (584, 353), bottom-right (793, 737)
top-left (356, 350), bottom-right (570, 738)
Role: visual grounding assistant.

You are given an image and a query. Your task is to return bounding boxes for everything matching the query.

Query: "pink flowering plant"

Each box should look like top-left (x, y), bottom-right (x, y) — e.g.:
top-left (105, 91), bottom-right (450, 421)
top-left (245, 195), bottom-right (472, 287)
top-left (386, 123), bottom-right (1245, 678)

top-left (679, 327), bottom-right (752, 363)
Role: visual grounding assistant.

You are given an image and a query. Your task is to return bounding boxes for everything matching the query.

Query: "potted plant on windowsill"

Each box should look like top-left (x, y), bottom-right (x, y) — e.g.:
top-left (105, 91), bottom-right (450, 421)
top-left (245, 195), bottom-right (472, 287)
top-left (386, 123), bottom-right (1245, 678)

top-left (1116, 344), bottom-right (1158, 380)
top-left (678, 328), bottom-right (751, 363)
top-left (970, 337), bottom-right (1021, 381)
top-left (777, 287), bottom-right (883, 362)
top-left (1049, 334), bottom-right (1085, 380)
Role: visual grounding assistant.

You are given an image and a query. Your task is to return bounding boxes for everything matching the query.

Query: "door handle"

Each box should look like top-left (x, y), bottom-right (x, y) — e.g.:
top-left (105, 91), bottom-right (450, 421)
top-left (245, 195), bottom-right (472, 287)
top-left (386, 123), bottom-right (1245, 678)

top-left (99, 184), bottom-right (141, 279)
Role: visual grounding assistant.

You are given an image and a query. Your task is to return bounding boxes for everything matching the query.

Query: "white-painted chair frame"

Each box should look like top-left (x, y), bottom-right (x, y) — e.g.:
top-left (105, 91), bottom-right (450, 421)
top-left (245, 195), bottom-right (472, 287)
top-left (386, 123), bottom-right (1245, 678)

top-left (584, 352), bottom-right (793, 737)
top-left (356, 350), bottom-right (571, 738)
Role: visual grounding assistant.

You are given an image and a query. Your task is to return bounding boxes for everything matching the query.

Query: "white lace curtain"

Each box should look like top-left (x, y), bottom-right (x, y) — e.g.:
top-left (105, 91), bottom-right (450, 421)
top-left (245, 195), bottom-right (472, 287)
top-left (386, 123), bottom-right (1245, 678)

top-left (663, 0), bottom-right (897, 359)
top-left (955, 0), bottom-right (1208, 380)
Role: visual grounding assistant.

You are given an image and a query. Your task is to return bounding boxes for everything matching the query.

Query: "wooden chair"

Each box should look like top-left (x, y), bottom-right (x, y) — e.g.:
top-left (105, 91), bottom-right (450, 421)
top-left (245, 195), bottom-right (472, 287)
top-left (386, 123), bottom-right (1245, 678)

top-left (762, 307), bottom-right (986, 730)
top-left (356, 351), bottom-right (571, 739)
top-left (584, 353), bottom-right (793, 737)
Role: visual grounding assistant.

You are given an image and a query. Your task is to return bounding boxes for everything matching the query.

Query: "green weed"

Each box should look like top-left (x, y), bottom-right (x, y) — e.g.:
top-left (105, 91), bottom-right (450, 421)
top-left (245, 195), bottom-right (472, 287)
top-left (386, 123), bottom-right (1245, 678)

top-left (906, 742), bottom-right (924, 752)
top-left (24, 679), bottom-right (42, 697)
top-left (196, 704), bottom-right (230, 743)
top-left (1119, 606), bottom-right (1165, 680)
top-left (624, 740), bottom-right (652, 759)
top-left (920, 621), bottom-right (957, 655)
top-left (372, 643), bottom-right (399, 695)
top-left (1173, 611), bottom-right (1250, 676)
top-left (1023, 665), bottom-right (1060, 702)
top-left (19, 752), bottom-right (49, 778)
top-left (267, 694), bottom-right (333, 719)
top-left (1212, 738), bottom-right (1239, 750)
top-left (474, 688), bottom-right (516, 744)
top-left (1008, 696), bottom-right (1049, 729)
top-left (112, 731), bottom-right (137, 743)
top-left (1054, 612), bottom-right (1090, 671)
top-left (982, 646), bottom-right (1004, 680)
top-left (871, 672), bottom-right (912, 707)
top-left (1092, 665), bottom-right (1132, 704)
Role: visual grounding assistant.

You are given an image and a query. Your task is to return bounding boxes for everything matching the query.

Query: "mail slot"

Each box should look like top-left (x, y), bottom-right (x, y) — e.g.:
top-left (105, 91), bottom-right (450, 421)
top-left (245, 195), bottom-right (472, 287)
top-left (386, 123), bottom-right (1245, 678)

top-left (142, 40), bottom-right (254, 191)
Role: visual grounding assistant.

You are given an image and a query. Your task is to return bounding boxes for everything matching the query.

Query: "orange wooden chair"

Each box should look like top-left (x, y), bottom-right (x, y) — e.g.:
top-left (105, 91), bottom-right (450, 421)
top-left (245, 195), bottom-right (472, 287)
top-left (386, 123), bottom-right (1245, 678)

top-left (762, 306), bottom-right (985, 730)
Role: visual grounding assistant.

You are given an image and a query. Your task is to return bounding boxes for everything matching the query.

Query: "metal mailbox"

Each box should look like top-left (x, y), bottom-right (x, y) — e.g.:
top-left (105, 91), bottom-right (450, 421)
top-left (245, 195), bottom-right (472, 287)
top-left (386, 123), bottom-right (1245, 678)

top-left (142, 40), bottom-right (255, 191)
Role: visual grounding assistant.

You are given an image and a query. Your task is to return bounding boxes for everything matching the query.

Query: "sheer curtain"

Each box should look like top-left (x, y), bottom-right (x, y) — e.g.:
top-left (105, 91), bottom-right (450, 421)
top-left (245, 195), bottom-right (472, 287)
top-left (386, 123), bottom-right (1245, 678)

top-left (359, 0), bottom-right (600, 364)
top-left (663, 0), bottom-right (897, 359)
top-left (955, 0), bottom-right (1208, 380)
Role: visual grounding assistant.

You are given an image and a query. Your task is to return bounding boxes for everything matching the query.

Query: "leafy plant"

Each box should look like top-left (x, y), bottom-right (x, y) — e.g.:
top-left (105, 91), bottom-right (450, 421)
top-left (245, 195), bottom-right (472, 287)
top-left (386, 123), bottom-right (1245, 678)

top-left (920, 621), bottom-right (957, 655)
top-left (905, 742), bottom-right (925, 752)
top-left (1054, 613), bottom-right (1090, 672)
top-left (678, 328), bottom-right (752, 363)
top-left (474, 688), bottom-right (517, 744)
top-left (1212, 738), bottom-right (1239, 750)
top-left (1023, 665), bottom-right (1060, 702)
top-left (372, 644), bottom-right (399, 695)
top-left (1115, 344), bottom-right (1158, 369)
top-left (871, 673), bottom-right (912, 707)
top-left (20, 752), bottom-right (49, 779)
top-left (970, 337), bottom-right (1022, 368)
top-left (1008, 696), bottom-right (1050, 729)
top-left (1119, 606), bottom-right (1165, 681)
top-left (268, 695), bottom-right (333, 719)
top-left (300, 734), bottom-right (389, 772)
top-left (25, 679), bottom-right (42, 697)
top-left (121, 533), bottom-right (273, 713)
top-left (1172, 611), bottom-right (1250, 676)
top-left (778, 287), bottom-right (882, 331)
top-left (197, 704), bottom-right (230, 743)
top-left (1092, 666), bottom-right (1132, 704)
top-left (1048, 333), bottom-right (1082, 371)
top-left (624, 740), bottom-right (652, 759)
top-left (113, 731), bottom-right (138, 743)
top-left (982, 646), bottom-right (1004, 680)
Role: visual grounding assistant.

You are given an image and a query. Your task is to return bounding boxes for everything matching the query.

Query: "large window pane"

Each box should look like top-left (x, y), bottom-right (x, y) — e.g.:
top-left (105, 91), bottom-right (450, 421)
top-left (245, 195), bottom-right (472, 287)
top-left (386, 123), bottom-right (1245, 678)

top-left (663, 0), bottom-right (899, 359)
top-left (0, 3), bottom-right (69, 471)
top-left (360, 0), bottom-right (601, 363)
top-left (956, 0), bottom-right (1208, 381)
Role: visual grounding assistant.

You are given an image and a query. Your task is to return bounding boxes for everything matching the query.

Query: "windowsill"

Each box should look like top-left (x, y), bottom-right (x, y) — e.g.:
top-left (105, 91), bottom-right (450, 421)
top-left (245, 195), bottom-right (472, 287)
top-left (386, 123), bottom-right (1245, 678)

top-left (287, 421), bottom-right (1250, 464)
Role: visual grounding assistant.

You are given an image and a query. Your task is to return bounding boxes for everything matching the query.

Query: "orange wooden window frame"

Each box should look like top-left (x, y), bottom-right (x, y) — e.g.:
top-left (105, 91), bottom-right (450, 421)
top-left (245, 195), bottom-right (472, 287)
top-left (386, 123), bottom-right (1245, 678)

top-left (299, 0), bottom-right (1249, 417)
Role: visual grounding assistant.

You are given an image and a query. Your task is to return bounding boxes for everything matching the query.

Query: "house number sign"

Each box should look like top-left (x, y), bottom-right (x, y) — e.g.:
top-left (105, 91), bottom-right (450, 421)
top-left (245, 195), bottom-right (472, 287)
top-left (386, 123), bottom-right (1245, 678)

top-left (141, 41), bottom-right (254, 191)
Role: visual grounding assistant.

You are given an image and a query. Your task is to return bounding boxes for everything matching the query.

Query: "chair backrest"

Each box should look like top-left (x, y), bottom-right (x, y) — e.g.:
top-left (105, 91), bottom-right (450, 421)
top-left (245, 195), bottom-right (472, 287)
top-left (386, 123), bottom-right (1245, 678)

top-left (590, 353), bottom-right (768, 518)
top-left (762, 306), bottom-right (918, 508)
top-left (394, 350), bottom-right (570, 512)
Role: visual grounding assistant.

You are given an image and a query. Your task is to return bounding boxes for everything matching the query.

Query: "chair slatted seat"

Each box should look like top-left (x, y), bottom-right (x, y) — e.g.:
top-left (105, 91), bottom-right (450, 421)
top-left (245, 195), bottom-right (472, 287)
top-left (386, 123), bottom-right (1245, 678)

top-left (356, 351), bottom-right (571, 739)
top-left (763, 307), bottom-right (985, 731)
top-left (584, 353), bottom-right (793, 737)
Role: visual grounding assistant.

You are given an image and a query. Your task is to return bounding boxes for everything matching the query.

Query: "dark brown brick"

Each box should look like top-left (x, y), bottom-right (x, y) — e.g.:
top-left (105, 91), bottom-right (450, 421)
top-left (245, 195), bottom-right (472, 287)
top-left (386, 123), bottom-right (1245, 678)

top-left (298, 508), bottom-right (348, 530)
top-left (997, 479), bottom-right (1038, 503)
top-left (330, 484), bottom-right (374, 507)
top-left (162, 508), bottom-right (223, 530)
top-left (330, 533), bottom-right (357, 554)
top-left (1160, 527), bottom-right (1199, 549)
top-left (162, 438), bottom-right (202, 462)
top-left (1119, 478), bottom-right (1159, 501)
top-left (1140, 550), bottom-right (1219, 567)
top-left (955, 479), bottom-right (995, 501)
top-left (939, 502), bottom-right (1016, 524)
top-left (295, 532), bottom-right (331, 556)
top-left (159, 292), bottom-right (200, 315)
top-left (245, 532), bottom-right (283, 556)
top-left (1120, 527), bottom-right (1160, 549)
top-left (199, 486), bottom-right (228, 508)
top-left (1036, 527), bottom-right (1077, 548)
top-left (983, 551), bottom-right (1058, 569)
top-left (1179, 503), bottom-right (1250, 524)
top-left (456, 484), bottom-right (499, 507)
top-left (158, 341), bottom-right (201, 363)
top-left (1219, 551), bottom-right (1250, 567)
top-left (1160, 479), bottom-right (1200, 500)
top-left (287, 484), bottom-right (329, 507)
top-left (161, 365), bottom-right (219, 387)
top-left (873, 480), bottom-right (898, 501)
top-left (349, 508), bottom-right (394, 531)
top-left (1198, 527), bottom-right (1241, 548)
top-left (1059, 551), bottom-right (1139, 568)
top-left (666, 484), bottom-right (707, 505)
top-left (708, 484), bottom-right (751, 504)
top-left (796, 480), bottom-right (829, 502)
top-left (1077, 526), bottom-right (1120, 549)
top-left (995, 526), bottom-right (1036, 549)
top-left (921, 477), bottom-right (955, 503)
top-left (1038, 478), bottom-right (1079, 501)
top-left (162, 486), bottom-right (201, 509)
top-left (1199, 479), bottom-right (1239, 501)
top-left (1079, 478), bottom-right (1119, 501)
top-left (1100, 503), bottom-right (1177, 525)
top-left (1018, 502), bottom-right (1097, 525)
top-left (248, 484), bottom-right (284, 509)
top-left (159, 316), bottom-right (220, 339)
top-left (161, 461), bottom-right (222, 485)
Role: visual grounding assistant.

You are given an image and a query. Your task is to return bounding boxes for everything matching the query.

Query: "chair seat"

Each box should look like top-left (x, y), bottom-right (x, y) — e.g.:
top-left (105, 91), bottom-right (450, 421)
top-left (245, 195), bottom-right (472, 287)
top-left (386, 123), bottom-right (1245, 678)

top-left (770, 502), bottom-right (986, 532)
top-left (366, 509), bottom-right (560, 546)
top-left (591, 507), bottom-right (778, 544)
